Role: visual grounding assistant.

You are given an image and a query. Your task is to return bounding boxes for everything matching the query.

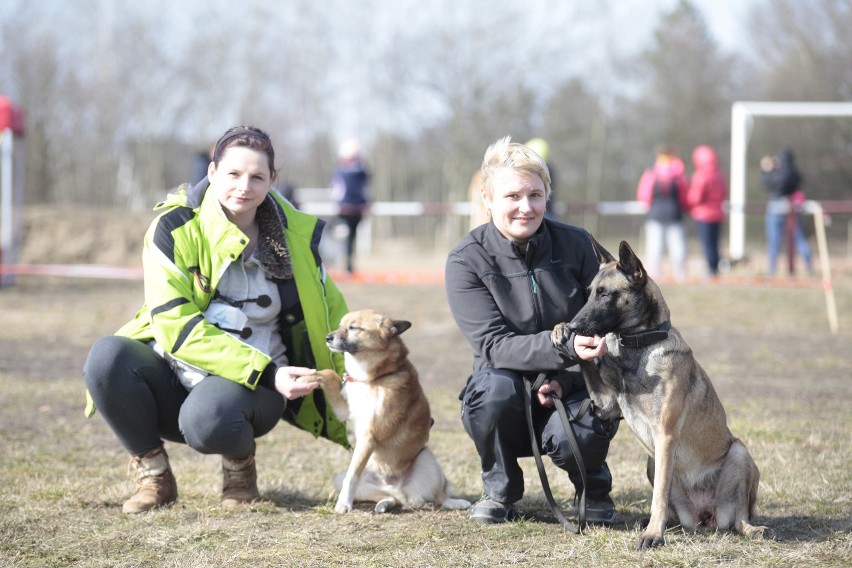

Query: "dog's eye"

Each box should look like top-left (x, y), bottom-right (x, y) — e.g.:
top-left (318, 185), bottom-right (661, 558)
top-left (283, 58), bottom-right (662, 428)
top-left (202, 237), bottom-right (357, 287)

top-left (348, 324), bottom-right (360, 331)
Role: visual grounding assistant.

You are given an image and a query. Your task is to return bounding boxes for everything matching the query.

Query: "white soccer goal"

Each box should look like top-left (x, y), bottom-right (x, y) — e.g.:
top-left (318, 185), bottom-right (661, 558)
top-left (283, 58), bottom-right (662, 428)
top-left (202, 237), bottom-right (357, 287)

top-left (729, 101), bottom-right (852, 334)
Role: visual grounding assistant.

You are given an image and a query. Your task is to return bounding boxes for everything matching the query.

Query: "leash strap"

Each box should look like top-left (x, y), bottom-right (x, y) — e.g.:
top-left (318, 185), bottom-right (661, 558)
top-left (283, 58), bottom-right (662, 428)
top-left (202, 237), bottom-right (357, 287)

top-left (523, 372), bottom-right (589, 533)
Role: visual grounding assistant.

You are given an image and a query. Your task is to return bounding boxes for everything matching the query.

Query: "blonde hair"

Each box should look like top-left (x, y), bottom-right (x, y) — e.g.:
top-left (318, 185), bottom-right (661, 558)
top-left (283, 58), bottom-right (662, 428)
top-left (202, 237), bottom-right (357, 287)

top-left (480, 135), bottom-right (551, 200)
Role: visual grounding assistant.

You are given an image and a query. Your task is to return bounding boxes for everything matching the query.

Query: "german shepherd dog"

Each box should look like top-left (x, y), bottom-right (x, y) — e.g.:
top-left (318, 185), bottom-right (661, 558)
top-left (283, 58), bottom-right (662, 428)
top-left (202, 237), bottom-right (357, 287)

top-left (551, 240), bottom-right (767, 549)
top-left (300, 309), bottom-right (470, 514)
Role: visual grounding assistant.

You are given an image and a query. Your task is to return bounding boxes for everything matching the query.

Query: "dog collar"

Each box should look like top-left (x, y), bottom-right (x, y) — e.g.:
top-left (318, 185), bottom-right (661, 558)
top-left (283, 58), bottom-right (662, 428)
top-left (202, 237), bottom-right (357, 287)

top-left (343, 371), bottom-right (395, 383)
top-left (343, 372), bottom-right (369, 383)
top-left (617, 321), bottom-right (671, 348)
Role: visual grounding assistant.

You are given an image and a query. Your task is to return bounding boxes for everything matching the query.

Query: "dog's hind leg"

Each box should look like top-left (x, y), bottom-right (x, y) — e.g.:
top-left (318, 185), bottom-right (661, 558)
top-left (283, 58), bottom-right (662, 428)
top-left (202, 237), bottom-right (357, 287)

top-left (331, 471), bottom-right (399, 513)
top-left (403, 448), bottom-right (471, 510)
top-left (713, 440), bottom-right (768, 538)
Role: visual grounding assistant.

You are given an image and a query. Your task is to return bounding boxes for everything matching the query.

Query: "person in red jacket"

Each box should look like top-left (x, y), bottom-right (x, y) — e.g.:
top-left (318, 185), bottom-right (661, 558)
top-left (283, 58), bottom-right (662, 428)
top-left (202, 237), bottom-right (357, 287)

top-left (687, 145), bottom-right (727, 276)
top-left (636, 147), bottom-right (689, 281)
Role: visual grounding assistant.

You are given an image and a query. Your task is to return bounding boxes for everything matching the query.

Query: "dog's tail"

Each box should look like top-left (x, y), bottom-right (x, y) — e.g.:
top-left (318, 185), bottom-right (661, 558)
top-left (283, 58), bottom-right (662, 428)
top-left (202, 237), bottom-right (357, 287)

top-left (438, 475), bottom-right (471, 510)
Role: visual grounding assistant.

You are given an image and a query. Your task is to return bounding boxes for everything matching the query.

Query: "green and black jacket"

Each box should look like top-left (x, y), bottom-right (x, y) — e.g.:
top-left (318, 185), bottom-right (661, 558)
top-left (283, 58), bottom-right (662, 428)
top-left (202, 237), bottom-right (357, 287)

top-left (85, 179), bottom-right (350, 448)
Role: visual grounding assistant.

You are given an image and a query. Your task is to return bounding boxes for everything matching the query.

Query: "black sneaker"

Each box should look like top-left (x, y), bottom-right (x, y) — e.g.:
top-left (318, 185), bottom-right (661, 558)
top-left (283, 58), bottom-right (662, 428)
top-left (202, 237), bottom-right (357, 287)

top-left (469, 496), bottom-right (518, 524)
top-left (584, 495), bottom-right (617, 526)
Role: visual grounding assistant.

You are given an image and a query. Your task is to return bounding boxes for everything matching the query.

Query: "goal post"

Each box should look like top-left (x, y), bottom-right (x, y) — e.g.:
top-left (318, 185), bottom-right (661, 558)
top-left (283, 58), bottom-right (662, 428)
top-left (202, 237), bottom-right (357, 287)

top-left (729, 101), bottom-right (852, 261)
top-left (0, 95), bottom-right (25, 288)
top-left (730, 101), bottom-right (852, 334)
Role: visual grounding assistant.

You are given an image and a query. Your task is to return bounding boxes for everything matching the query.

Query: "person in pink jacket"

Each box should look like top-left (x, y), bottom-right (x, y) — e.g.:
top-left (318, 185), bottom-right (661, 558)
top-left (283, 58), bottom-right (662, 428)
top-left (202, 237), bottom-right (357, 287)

top-left (636, 147), bottom-right (689, 281)
top-left (688, 145), bottom-right (727, 276)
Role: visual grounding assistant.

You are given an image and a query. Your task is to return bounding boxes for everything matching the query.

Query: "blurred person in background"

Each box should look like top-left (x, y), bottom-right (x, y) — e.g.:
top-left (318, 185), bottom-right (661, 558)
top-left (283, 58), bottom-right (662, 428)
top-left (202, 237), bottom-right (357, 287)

top-left (83, 125), bottom-right (349, 513)
top-left (687, 145), bottom-right (727, 277)
top-left (524, 137), bottom-right (558, 221)
top-left (760, 148), bottom-right (812, 276)
top-left (446, 135), bottom-right (619, 526)
top-left (331, 138), bottom-right (370, 273)
top-left (636, 146), bottom-right (690, 282)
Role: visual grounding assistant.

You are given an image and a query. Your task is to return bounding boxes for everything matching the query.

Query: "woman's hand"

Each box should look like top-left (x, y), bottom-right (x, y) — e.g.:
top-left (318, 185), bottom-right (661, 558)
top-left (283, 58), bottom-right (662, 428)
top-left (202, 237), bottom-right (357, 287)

top-left (573, 334), bottom-right (607, 361)
top-left (536, 379), bottom-right (562, 408)
top-left (274, 366), bottom-right (319, 400)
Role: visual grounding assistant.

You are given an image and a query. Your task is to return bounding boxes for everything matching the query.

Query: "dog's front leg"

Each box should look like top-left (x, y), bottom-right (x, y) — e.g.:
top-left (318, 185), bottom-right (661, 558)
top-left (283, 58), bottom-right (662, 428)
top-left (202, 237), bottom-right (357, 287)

top-left (335, 437), bottom-right (376, 513)
top-left (578, 360), bottom-right (621, 421)
top-left (638, 432), bottom-right (676, 550)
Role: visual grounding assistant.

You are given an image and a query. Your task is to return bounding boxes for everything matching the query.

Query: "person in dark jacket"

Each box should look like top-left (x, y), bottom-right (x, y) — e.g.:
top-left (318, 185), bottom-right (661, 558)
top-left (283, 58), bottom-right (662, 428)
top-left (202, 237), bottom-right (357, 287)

top-left (760, 148), bottom-right (812, 275)
top-left (445, 136), bottom-right (619, 525)
top-left (331, 139), bottom-right (370, 273)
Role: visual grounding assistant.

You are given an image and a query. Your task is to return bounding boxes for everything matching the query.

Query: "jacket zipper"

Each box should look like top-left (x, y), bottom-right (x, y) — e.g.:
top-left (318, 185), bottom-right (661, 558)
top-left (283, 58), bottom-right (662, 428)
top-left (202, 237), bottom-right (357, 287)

top-left (521, 253), bottom-right (544, 331)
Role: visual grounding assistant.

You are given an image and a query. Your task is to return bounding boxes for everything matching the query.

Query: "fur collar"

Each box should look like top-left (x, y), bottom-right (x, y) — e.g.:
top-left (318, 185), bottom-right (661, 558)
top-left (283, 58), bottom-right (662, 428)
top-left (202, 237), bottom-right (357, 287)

top-left (254, 197), bottom-right (292, 280)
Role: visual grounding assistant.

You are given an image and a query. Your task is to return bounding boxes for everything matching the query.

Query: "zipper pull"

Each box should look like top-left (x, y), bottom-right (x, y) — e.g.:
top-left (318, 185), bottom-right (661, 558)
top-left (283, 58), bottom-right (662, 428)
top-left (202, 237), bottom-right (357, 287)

top-left (530, 272), bottom-right (538, 295)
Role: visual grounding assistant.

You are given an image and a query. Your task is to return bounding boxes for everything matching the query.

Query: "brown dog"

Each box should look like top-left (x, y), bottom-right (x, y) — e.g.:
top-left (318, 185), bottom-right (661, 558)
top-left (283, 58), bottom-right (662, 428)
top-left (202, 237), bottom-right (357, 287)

top-left (551, 240), bottom-right (766, 549)
top-left (300, 309), bottom-right (470, 514)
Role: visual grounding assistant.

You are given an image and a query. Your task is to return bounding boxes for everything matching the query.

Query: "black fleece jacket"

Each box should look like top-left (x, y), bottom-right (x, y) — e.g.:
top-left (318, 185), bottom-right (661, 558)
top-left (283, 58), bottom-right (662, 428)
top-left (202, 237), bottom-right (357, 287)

top-left (445, 219), bottom-right (601, 393)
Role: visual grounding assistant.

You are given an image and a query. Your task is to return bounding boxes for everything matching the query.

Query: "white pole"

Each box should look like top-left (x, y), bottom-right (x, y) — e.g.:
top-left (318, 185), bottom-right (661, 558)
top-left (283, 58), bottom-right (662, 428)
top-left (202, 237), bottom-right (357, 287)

top-left (0, 129), bottom-right (13, 287)
top-left (729, 103), bottom-right (749, 261)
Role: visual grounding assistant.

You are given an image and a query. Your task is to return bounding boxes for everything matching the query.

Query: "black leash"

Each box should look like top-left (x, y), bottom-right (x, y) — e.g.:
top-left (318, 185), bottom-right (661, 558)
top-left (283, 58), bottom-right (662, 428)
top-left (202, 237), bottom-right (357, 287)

top-left (523, 372), bottom-right (592, 533)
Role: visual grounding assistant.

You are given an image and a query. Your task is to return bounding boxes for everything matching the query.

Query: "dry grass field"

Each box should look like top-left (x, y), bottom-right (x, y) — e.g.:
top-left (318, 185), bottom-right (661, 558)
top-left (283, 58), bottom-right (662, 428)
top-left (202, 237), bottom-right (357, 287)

top-left (1, 208), bottom-right (850, 566)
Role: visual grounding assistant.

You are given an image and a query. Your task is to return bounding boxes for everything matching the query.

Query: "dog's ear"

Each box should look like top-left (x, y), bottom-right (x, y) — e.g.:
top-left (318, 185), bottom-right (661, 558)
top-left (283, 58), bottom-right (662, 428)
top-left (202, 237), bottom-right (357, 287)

top-left (389, 319), bottom-right (412, 336)
top-left (617, 241), bottom-right (647, 287)
top-left (588, 232), bottom-right (615, 265)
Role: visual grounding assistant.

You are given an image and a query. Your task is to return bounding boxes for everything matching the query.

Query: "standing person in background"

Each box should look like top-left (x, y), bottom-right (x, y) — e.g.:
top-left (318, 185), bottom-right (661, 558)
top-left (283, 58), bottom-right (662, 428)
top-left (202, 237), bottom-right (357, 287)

top-left (83, 126), bottom-right (349, 514)
top-left (524, 137), bottom-right (558, 221)
top-left (687, 145), bottom-right (727, 277)
top-left (331, 139), bottom-right (370, 274)
top-left (636, 146), bottom-right (689, 282)
top-left (760, 148), bottom-right (812, 276)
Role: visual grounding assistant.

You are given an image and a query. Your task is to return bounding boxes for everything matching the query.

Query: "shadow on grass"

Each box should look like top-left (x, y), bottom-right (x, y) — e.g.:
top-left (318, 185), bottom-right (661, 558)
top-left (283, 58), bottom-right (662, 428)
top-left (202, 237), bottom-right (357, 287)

top-left (262, 488), bottom-right (328, 511)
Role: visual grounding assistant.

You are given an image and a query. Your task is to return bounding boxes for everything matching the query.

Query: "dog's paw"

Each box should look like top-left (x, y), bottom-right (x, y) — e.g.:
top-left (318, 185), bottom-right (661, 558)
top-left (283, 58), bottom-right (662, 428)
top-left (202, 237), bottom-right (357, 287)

top-left (374, 498), bottom-right (400, 514)
top-left (297, 369), bottom-right (341, 389)
top-left (742, 522), bottom-right (773, 540)
top-left (551, 322), bottom-right (571, 348)
top-left (333, 499), bottom-right (353, 514)
top-left (635, 530), bottom-right (665, 550)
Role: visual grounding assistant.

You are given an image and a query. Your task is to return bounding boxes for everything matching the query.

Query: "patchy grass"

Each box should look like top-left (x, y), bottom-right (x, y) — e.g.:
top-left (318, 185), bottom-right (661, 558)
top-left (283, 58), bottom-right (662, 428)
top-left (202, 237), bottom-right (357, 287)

top-left (1, 272), bottom-right (851, 567)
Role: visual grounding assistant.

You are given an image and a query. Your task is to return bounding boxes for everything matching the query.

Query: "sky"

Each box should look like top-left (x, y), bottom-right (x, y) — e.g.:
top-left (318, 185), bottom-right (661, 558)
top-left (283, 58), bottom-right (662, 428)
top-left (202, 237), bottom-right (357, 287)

top-left (0, 0), bottom-right (764, 144)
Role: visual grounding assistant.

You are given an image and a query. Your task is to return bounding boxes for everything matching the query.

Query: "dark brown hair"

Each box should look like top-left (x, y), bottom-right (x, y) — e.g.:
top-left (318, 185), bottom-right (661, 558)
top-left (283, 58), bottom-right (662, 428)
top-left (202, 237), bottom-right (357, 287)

top-left (212, 126), bottom-right (277, 179)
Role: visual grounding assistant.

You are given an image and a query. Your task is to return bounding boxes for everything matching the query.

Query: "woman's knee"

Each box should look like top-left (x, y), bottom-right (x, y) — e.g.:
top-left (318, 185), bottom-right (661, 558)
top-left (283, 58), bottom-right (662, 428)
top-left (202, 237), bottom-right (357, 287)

top-left (463, 369), bottom-right (524, 415)
top-left (178, 377), bottom-right (269, 455)
top-left (83, 336), bottom-right (145, 393)
top-left (461, 369), bottom-right (527, 442)
top-left (545, 407), bottom-right (618, 472)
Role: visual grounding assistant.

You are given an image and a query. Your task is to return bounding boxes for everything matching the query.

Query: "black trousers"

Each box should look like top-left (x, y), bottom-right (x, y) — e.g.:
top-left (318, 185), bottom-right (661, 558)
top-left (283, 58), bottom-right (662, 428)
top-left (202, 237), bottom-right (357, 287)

top-left (460, 368), bottom-right (618, 505)
top-left (338, 213), bottom-right (362, 272)
top-left (83, 336), bottom-right (285, 459)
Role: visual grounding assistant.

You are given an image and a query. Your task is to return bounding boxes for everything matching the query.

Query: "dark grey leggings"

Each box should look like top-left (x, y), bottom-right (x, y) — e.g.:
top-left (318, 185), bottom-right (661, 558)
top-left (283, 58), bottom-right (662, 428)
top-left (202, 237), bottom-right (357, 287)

top-left (83, 336), bottom-right (285, 459)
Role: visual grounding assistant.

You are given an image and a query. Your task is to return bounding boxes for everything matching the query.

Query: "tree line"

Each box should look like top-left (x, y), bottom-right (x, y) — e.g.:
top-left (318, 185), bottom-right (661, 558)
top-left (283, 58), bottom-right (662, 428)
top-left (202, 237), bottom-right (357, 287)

top-left (1, 0), bottom-right (849, 244)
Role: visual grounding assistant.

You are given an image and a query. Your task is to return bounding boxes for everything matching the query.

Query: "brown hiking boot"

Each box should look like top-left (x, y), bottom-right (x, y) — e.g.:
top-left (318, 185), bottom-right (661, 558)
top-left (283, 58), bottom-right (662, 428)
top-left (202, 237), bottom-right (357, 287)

top-left (221, 442), bottom-right (259, 507)
top-left (122, 446), bottom-right (178, 514)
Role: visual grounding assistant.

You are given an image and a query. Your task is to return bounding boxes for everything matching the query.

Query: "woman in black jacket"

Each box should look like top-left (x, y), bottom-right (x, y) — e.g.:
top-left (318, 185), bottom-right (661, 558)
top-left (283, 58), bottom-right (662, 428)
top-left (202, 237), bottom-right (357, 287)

top-left (445, 136), bottom-right (619, 525)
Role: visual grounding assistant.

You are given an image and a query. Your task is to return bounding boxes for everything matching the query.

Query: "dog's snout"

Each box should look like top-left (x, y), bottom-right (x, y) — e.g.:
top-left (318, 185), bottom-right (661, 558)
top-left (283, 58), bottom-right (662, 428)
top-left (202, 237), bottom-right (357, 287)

top-left (326, 332), bottom-right (334, 342)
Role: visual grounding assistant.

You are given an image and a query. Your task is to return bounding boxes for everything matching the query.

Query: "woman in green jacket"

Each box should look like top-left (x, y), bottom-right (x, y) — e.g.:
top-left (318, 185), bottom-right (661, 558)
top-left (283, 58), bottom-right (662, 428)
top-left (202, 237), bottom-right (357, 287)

top-left (83, 126), bottom-right (349, 513)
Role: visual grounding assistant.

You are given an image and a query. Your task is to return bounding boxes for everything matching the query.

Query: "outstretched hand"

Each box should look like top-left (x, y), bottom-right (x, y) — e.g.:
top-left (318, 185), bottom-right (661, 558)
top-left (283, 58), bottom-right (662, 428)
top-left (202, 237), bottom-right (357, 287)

top-left (274, 366), bottom-right (319, 400)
